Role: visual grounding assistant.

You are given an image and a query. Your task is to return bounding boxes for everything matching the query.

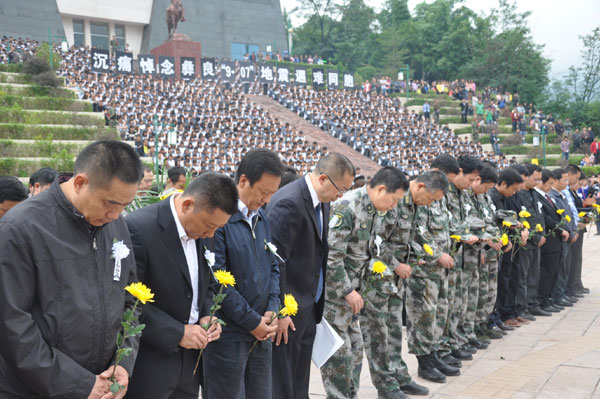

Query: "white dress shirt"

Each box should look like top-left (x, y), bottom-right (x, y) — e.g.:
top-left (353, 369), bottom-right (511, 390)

top-left (305, 174), bottom-right (322, 237)
top-left (170, 195), bottom-right (200, 324)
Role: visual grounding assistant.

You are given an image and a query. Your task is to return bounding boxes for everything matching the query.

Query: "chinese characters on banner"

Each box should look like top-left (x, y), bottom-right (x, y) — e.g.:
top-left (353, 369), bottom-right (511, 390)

top-left (91, 49), bottom-right (110, 73)
top-left (89, 53), bottom-right (355, 88)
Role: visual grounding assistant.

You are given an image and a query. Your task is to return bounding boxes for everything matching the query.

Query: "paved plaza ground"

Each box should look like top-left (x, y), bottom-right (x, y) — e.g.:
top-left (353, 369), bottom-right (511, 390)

top-left (308, 231), bottom-right (600, 399)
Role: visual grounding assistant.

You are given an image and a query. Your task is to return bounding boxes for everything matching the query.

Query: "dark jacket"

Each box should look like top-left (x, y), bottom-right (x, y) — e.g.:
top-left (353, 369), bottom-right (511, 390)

top-left (212, 207), bottom-right (280, 341)
top-left (125, 199), bottom-right (214, 398)
top-left (548, 189), bottom-right (576, 238)
top-left (0, 180), bottom-right (139, 398)
top-left (516, 190), bottom-right (544, 248)
top-left (266, 176), bottom-right (330, 323)
top-left (534, 189), bottom-right (567, 253)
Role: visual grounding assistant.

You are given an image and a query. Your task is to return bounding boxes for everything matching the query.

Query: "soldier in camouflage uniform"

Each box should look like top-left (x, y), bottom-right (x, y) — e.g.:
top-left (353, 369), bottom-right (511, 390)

top-left (396, 172), bottom-right (457, 384)
top-left (472, 165), bottom-right (504, 341)
top-left (434, 155), bottom-right (481, 362)
top-left (320, 167), bottom-right (425, 399)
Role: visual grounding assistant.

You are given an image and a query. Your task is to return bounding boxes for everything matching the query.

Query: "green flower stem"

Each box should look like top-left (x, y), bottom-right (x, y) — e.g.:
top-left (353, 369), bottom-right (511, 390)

top-left (110, 299), bottom-right (140, 393)
top-left (193, 285), bottom-right (225, 375)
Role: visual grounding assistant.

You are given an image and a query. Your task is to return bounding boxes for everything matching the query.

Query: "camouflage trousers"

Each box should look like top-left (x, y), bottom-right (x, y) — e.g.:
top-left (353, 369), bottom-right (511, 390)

top-left (405, 270), bottom-right (443, 356)
top-left (479, 256), bottom-right (499, 324)
top-left (458, 250), bottom-right (480, 342)
top-left (320, 299), bottom-right (364, 399)
top-left (359, 282), bottom-right (411, 394)
top-left (437, 254), bottom-right (466, 356)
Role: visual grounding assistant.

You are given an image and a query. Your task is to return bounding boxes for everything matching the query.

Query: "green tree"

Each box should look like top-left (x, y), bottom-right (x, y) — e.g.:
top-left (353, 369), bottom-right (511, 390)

top-left (331, 0), bottom-right (376, 71)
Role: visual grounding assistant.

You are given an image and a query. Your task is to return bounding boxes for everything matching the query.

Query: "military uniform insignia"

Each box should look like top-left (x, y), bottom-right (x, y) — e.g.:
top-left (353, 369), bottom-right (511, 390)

top-left (360, 223), bottom-right (367, 229)
top-left (329, 213), bottom-right (344, 229)
top-left (367, 203), bottom-right (375, 215)
top-left (377, 210), bottom-right (387, 217)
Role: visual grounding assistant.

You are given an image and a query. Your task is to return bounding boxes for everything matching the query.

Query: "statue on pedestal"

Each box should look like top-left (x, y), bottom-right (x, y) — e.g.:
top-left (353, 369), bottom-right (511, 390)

top-left (166, 0), bottom-right (185, 37)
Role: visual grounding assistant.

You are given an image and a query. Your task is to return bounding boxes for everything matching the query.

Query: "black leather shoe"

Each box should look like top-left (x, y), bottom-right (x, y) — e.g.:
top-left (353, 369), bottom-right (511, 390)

top-left (378, 389), bottom-right (408, 399)
top-left (451, 349), bottom-right (473, 360)
top-left (469, 339), bottom-right (488, 350)
top-left (530, 307), bottom-right (552, 316)
top-left (564, 295), bottom-right (578, 303)
top-left (441, 353), bottom-right (462, 368)
top-left (549, 301), bottom-right (565, 310)
top-left (556, 299), bottom-right (573, 307)
top-left (400, 381), bottom-right (430, 396)
top-left (416, 355), bottom-right (446, 383)
top-left (485, 327), bottom-right (504, 339)
top-left (462, 344), bottom-right (477, 354)
top-left (497, 322), bottom-right (515, 331)
top-left (541, 305), bottom-right (560, 313)
top-left (432, 352), bottom-right (461, 376)
top-left (570, 292), bottom-right (585, 298)
top-left (519, 312), bottom-right (536, 321)
top-left (581, 288), bottom-right (590, 294)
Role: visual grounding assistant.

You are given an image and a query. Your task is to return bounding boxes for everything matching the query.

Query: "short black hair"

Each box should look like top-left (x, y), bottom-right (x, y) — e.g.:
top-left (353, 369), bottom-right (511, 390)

top-left (416, 170), bottom-right (449, 193)
top-left (29, 167), bottom-right (57, 188)
top-left (541, 168), bottom-right (555, 183)
top-left (183, 172), bottom-right (238, 215)
top-left (511, 164), bottom-right (529, 177)
top-left (552, 168), bottom-right (566, 180)
top-left (431, 154), bottom-right (460, 175)
top-left (142, 165), bottom-right (153, 174)
top-left (235, 148), bottom-right (284, 185)
top-left (369, 166), bottom-right (409, 192)
top-left (498, 168), bottom-right (523, 186)
top-left (0, 176), bottom-right (28, 203)
top-left (168, 166), bottom-right (187, 184)
top-left (566, 164), bottom-right (581, 175)
top-left (315, 152), bottom-right (355, 180)
top-left (579, 172), bottom-right (587, 180)
top-left (73, 140), bottom-right (142, 188)
top-left (525, 163), bottom-right (542, 174)
top-left (479, 166), bottom-right (498, 184)
top-left (482, 160), bottom-right (498, 169)
top-left (458, 155), bottom-right (483, 174)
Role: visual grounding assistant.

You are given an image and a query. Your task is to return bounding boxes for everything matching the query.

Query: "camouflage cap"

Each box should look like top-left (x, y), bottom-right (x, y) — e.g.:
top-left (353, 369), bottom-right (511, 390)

top-left (465, 215), bottom-right (492, 240)
top-left (496, 209), bottom-right (518, 226)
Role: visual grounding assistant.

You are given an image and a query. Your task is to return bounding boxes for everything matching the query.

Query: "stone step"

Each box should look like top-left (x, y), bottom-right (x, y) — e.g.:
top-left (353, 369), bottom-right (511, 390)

top-left (249, 94), bottom-right (382, 177)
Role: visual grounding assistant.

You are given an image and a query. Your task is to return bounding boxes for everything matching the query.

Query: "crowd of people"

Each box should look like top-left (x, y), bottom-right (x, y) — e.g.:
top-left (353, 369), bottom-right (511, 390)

top-left (1, 143), bottom-right (597, 399)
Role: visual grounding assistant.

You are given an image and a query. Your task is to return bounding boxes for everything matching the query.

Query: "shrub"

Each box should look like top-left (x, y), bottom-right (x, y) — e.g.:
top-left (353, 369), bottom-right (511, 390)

top-left (0, 124), bottom-right (117, 140)
top-left (22, 56), bottom-right (51, 76)
top-left (32, 71), bottom-right (60, 87)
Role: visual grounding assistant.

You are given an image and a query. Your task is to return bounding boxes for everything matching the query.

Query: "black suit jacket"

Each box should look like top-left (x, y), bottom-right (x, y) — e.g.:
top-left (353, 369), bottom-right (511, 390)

top-left (125, 199), bottom-right (213, 392)
top-left (266, 176), bottom-right (330, 323)
top-left (534, 190), bottom-right (565, 253)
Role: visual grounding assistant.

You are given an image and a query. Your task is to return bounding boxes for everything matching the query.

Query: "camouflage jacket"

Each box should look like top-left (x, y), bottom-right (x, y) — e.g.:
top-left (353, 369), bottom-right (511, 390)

top-left (478, 192), bottom-right (501, 261)
top-left (325, 187), bottom-right (397, 300)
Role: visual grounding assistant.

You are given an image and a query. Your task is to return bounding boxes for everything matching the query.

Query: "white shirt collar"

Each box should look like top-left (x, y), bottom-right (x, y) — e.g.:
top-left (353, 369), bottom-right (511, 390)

top-left (305, 174), bottom-right (320, 208)
top-left (238, 199), bottom-right (258, 223)
top-left (534, 187), bottom-right (547, 197)
top-left (170, 194), bottom-right (188, 241)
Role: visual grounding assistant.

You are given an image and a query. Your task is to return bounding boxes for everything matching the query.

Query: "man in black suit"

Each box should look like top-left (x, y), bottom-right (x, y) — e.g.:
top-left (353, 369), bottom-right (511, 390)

top-left (534, 169), bottom-right (570, 312)
top-left (267, 153), bottom-right (355, 399)
top-left (126, 173), bottom-right (239, 399)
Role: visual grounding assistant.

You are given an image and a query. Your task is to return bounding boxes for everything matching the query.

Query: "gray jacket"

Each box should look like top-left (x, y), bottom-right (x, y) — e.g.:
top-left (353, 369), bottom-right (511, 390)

top-left (0, 180), bottom-right (139, 398)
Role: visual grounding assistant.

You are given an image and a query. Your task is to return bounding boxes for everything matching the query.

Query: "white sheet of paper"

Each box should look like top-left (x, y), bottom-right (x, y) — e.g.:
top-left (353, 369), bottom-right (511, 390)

top-left (312, 318), bottom-right (344, 368)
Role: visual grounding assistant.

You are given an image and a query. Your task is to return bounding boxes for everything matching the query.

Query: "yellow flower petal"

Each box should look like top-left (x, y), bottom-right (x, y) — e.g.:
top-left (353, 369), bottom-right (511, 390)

top-left (565, 215), bottom-right (571, 223)
top-left (501, 233), bottom-right (509, 246)
top-left (578, 212), bottom-right (586, 218)
top-left (214, 270), bottom-right (236, 287)
top-left (450, 235), bottom-right (462, 242)
top-left (523, 221), bottom-right (530, 229)
top-left (423, 244), bottom-right (434, 256)
top-left (556, 209), bottom-right (565, 215)
top-left (519, 210), bottom-right (531, 218)
top-left (535, 224), bottom-right (543, 232)
top-left (372, 261), bottom-right (388, 277)
top-left (125, 282), bottom-right (155, 304)
top-left (502, 221), bottom-right (513, 227)
top-left (281, 293), bottom-right (298, 316)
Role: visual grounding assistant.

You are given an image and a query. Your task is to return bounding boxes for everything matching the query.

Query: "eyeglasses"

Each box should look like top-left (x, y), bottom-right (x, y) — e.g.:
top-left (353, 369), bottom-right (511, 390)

top-left (325, 174), bottom-right (348, 194)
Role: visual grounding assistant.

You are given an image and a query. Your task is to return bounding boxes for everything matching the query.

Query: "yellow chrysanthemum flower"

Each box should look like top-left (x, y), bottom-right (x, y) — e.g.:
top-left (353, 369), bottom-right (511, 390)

top-left (579, 212), bottom-right (586, 218)
top-left (523, 221), bottom-right (530, 229)
top-left (280, 294), bottom-right (298, 317)
top-left (450, 235), bottom-right (462, 242)
top-left (423, 244), bottom-right (434, 256)
top-left (593, 204), bottom-right (600, 210)
top-left (372, 261), bottom-right (388, 277)
top-left (535, 224), bottom-right (543, 232)
top-left (565, 215), bottom-right (571, 223)
top-left (214, 270), bottom-right (236, 287)
top-left (556, 209), bottom-right (565, 215)
top-left (501, 233), bottom-right (509, 246)
top-left (125, 282), bottom-right (155, 304)
top-left (519, 210), bottom-right (531, 218)
top-left (502, 221), bottom-right (513, 227)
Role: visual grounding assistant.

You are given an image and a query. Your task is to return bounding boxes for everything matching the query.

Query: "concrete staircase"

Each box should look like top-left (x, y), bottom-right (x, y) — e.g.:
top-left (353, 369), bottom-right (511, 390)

top-left (248, 94), bottom-right (382, 177)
